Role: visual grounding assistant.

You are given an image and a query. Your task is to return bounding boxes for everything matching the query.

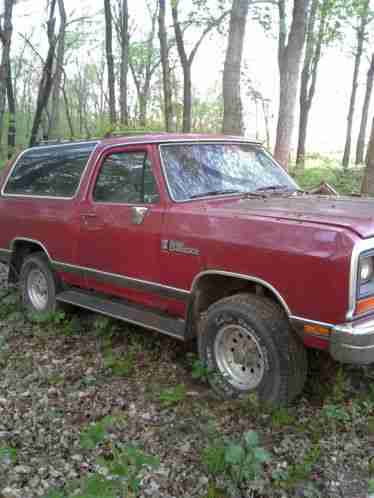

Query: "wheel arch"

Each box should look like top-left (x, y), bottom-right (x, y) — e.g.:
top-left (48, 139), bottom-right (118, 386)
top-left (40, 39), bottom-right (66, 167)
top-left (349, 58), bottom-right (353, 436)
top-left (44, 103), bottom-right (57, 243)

top-left (186, 270), bottom-right (291, 339)
top-left (8, 237), bottom-right (52, 283)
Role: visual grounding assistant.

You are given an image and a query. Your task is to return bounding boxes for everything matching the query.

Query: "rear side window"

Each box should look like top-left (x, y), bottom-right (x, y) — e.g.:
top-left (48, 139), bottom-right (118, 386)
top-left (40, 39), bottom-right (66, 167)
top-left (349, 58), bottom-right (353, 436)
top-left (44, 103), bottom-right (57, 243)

top-left (3, 142), bottom-right (97, 197)
top-left (93, 151), bottom-right (160, 204)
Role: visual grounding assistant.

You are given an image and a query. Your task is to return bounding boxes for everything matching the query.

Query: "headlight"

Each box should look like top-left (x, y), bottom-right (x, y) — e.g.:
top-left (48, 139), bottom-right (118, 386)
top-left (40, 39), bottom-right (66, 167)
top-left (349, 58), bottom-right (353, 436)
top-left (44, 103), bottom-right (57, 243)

top-left (360, 257), bottom-right (374, 284)
top-left (358, 255), bottom-right (374, 302)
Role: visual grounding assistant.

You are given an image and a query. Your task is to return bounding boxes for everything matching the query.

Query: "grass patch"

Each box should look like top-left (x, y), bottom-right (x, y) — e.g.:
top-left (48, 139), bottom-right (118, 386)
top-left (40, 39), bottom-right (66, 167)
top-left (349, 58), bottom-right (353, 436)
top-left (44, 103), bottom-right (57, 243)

top-left (291, 157), bottom-right (364, 196)
top-left (158, 384), bottom-right (187, 408)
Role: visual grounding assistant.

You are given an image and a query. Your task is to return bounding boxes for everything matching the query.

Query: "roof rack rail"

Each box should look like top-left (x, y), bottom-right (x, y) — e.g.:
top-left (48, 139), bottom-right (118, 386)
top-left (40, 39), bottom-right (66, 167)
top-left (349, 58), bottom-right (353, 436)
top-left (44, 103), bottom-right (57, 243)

top-left (34, 137), bottom-right (100, 147)
top-left (33, 131), bottom-right (169, 147)
top-left (103, 130), bottom-right (168, 138)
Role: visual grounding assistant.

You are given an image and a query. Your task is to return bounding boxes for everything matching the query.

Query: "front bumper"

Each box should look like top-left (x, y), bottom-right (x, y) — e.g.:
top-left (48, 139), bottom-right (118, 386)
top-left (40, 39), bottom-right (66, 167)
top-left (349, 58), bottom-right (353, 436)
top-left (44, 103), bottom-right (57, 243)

top-left (330, 317), bottom-right (374, 364)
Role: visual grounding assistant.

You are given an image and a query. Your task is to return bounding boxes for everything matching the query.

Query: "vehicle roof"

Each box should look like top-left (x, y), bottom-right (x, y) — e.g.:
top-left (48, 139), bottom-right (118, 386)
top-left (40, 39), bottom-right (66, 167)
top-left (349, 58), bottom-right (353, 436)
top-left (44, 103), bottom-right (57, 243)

top-left (31, 133), bottom-right (262, 151)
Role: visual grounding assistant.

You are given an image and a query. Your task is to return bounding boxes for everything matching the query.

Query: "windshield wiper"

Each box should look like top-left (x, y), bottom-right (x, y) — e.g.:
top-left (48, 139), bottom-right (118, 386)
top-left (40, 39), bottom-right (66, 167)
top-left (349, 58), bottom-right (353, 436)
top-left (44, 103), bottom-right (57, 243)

top-left (253, 185), bottom-right (305, 195)
top-left (190, 189), bottom-right (240, 199)
top-left (254, 185), bottom-right (291, 192)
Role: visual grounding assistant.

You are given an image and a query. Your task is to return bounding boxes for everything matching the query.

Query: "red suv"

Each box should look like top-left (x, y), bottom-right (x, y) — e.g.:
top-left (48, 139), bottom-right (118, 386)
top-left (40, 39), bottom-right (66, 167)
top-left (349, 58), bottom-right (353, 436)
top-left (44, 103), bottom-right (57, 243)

top-left (0, 133), bottom-right (373, 405)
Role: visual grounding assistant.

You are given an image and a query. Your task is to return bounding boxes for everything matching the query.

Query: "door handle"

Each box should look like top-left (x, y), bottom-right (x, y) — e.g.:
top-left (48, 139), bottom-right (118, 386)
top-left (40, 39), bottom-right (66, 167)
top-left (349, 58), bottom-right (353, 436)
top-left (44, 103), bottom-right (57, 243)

top-left (81, 212), bottom-right (99, 228)
top-left (81, 213), bottom-right (97, 218)
top-left (131, 206), bottom-right (149, 225)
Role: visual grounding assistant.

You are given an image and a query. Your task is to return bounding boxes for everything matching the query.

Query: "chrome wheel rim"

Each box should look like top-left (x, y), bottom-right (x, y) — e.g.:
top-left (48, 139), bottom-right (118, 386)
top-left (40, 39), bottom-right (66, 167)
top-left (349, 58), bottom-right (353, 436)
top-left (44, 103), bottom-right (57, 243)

top-left (27, 268), bottom-right (49, 311)
top-left (214, 324), bottom-right (265, 390)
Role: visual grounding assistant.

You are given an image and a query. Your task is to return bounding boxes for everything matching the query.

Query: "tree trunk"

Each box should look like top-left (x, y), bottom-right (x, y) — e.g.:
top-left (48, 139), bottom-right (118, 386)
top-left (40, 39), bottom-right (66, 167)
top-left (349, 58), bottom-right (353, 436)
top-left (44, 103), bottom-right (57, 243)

top-left (356, 53), bottom-right (374, 164)
top-left (262, 99), bottom-right (270, 150)
top-left (296, 0), bottom-right (318, 167)
top-left (119, 0), bottom-right (129, 126)
top-left (49, 0), bottom-right (66, 138)
top-left (172, 1), bottom-right (228, 133)
top-left (62, 77), bottom-right (74, 138)
top-left (0, 0), bottom-right (15, 145)
top-left (6, 59), bottom-right (15, 158)
top-left (104, 0), bottom-right (116, 124)
top-left (361, 117), bottom-right (374, 194)
top-left (296, 0), bottom-right (325, 168)
top-left (342, 0), bottom-right (369, 168)
top-left (182, 64), bottom-right (192, 133)
top-left (274, 0), bottom-right (310, 169)
top-left (139, 91), bottom-right (147, 128)
top-left (171, 3), bottom-right (191, 133)
top-left (222, 0), bottom-right (249, 135)
top-left (158, 0), bottom-right (173, 131)
top-left (29, 0), bottom-right (57, 147)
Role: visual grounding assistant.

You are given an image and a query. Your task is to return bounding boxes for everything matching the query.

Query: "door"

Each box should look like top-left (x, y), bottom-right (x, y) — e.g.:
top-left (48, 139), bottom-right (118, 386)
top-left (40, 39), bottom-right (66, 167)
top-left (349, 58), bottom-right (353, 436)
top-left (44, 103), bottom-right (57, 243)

top-left (77, 145), bottom-right (165, 309)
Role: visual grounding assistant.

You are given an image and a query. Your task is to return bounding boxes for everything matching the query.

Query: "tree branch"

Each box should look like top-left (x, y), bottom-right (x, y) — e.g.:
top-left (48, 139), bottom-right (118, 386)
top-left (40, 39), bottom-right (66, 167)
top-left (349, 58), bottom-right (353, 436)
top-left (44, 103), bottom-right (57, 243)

top-left (189, 9), bottom-right (230, 64)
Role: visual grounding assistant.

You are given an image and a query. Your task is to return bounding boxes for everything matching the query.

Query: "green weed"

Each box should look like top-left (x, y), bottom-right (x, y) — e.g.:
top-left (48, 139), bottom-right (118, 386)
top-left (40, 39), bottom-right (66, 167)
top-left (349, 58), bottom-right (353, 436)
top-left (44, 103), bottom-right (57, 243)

top-left (28, 310), bottom-right (66, 324)
top-left (0, 445), bottom-right (17, 464)
top-left (202, 431), bottom-right (270, 498)
top-left (272, 444), bottom-right (320, 491)
top-left (0, 291), bottom-right (21, 320)
top-left (369, 479), bottom-right (374, 494)
top-left (191, 358), bottom-right (211, 382)
top-left (79, 417), bottom-right (113, 450)
top-left (270, 407), bottom-right (296, 428)
top-left (43, 444), bottom-right (159, 498)
top-left (158, 384), bottom-right (187, 407)
top-left (103, 350), bottom-right (135, 377)
top-left (321, 403), bottom-right (351, 426)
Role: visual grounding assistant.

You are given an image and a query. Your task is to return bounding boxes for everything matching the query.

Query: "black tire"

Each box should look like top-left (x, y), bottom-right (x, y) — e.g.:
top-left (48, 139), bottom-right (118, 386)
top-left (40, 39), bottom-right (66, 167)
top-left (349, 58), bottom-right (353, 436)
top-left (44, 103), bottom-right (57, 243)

top-left (198, 293), bottom-right (307, 405)
top-left (20, 252), bottom-right (61, 316)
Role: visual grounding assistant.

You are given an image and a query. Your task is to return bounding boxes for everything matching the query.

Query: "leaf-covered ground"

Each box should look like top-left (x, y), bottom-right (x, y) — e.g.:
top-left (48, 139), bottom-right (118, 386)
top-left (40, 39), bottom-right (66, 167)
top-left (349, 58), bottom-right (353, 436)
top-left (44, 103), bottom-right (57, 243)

top-left (0, 263), bottom-right (373, 498)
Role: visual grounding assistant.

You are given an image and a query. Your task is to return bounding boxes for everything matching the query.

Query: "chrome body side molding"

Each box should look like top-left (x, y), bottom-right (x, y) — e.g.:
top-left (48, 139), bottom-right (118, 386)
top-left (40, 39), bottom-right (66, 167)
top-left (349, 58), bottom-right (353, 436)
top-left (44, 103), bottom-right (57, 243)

top-left (290, 315), bottom-right (334, 329)
top-left (10, 237), bottom-right (53, 260)
top-left (191, 270), bottom-right (292, 316)
top-left (52, 261), bottom-right (190, 302)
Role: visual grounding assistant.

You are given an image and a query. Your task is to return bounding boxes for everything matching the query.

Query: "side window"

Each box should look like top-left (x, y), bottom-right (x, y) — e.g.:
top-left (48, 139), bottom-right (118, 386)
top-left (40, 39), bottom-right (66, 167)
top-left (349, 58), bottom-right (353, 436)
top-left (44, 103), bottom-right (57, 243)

top-left (93, 151), bottom-right (160, 204)
top-left (3, 143), bottom-right (96, 197)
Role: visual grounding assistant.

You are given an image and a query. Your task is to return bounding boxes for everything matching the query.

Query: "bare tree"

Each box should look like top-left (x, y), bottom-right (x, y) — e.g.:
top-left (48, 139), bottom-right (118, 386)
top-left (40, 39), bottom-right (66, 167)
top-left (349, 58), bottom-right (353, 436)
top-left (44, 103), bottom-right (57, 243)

top-left (114, 0), bottom-right (129, 125)
top-left (342, 0), bottom-right (370, 168)
top-left (274, 0), bottom-right (310, 169)
top-left (296, 0), bottom-right (319, 167)
top-left (158, 0), bottom-right (173, 131)
top-left (361, 117), bottom-right (374, 194)
top-left (29, 0), bottom-right (58, 146)
top-left (356, 52), bottom-right (374, 164)
top-left (49, 0), bottom-right (66, 138)
top-left (0, 0), bottom-right (15, 144)
top-left (6, 59), bottom-right (15, 156)
top-left (130, 2), bottom-right (159, 127)
top-left (172, 1), bottom-right (229, 132)
top-left (222, 0), bottom-right (249, 135)
top-left (104, 0), bottom-right (116, 124)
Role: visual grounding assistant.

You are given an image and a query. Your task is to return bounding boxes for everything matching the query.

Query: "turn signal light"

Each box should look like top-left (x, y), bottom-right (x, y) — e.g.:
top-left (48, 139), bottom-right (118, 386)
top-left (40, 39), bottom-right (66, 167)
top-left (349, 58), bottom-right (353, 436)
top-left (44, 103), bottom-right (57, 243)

top-left (303, 324), bottom-right (330, 336)
top-left (356, 297), bottom-right (374, 315)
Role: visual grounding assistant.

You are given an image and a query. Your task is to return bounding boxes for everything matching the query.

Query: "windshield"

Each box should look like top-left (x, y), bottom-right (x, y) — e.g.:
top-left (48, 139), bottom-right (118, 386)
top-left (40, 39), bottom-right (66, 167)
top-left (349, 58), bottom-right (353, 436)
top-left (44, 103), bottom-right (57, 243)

top-left (160, 143), bottom-right (298, 201)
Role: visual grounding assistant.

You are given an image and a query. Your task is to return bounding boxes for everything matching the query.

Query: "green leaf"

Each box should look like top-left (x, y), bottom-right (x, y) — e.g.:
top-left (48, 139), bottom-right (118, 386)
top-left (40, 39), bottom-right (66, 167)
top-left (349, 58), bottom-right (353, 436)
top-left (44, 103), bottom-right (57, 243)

top-left (244, 430), bottom-right (259, 447)
top-left (224, 443), bottom-right (244, 465)
top-left (253, 447), bottom-right (271, 463)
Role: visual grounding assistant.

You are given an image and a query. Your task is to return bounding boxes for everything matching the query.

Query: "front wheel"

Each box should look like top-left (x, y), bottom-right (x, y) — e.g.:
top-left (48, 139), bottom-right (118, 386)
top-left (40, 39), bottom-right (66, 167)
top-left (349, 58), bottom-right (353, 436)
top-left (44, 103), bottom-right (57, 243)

top-left (198, 294), bottom-right (307, 405)
top-left (20, 252), bottom-right (61, 316)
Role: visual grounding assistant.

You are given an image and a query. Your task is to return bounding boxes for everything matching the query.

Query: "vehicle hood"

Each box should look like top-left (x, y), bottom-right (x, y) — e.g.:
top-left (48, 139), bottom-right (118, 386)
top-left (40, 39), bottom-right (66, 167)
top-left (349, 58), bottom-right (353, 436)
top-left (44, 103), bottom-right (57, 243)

top-left (210, 194), bottom-right (374, 239)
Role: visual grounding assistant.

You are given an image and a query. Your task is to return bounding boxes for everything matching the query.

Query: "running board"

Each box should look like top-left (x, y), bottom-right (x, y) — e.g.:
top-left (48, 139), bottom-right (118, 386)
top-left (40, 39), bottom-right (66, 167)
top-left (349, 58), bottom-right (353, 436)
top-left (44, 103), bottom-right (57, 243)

top-left (56, 290), bottom-right (186, 340)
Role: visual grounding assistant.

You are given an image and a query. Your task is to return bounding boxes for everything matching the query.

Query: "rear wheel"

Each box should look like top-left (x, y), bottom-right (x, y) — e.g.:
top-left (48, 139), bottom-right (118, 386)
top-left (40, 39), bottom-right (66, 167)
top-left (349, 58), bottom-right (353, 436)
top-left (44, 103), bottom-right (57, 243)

top-left (198, 293), bottom-right (307, 405)
top-left (20, 252), bottom-right (61, 316)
